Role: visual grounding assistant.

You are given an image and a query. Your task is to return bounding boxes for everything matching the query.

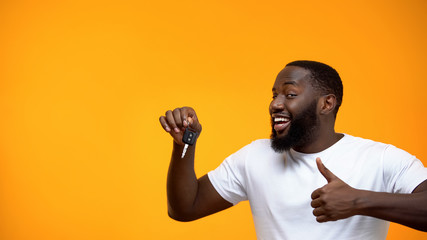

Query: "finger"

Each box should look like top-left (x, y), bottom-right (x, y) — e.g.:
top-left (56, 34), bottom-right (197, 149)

top-left (185, 108), bottom-right (202, 133)
top-left (311, 188), bottom-right (321, 200)
top-left (172, 108), bottom-right (183, 131)
top-left (316, 157), bottom-right (337, 183)
top-left (159, 116), bottom-right (171, 132)
top-left (181, 108), bottom-right (189, 128)
top-left (165, 110), bottom-right (179, 133)
top-left (188, 116), bottom-right (196, 129)
top-left (312, 207), bottom-right (325, 217)
top-left (316, 215), bottom-right (329, 223)
top-left (310, 198), bottom-right (322, 208)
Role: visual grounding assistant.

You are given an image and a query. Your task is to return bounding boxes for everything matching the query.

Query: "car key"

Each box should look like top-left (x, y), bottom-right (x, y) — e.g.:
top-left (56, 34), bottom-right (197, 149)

top-left (181, 128), bottom-right (198, 158)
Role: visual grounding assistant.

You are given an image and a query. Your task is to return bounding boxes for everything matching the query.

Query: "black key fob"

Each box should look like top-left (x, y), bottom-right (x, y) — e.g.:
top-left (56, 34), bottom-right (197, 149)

top-left (182, 128), bottom-right (198, 145)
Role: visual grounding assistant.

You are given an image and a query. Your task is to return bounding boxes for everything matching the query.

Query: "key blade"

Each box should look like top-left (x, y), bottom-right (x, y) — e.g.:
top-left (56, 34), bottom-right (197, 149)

top-left (181, 144), bottom-right (189, 158)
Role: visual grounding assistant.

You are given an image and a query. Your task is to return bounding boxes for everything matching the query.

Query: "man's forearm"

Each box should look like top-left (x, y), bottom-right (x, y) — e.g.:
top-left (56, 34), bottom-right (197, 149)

top-left (356, 189), bottom-right (427, 231)
top-left (167, 142), bottom-right (198, 220)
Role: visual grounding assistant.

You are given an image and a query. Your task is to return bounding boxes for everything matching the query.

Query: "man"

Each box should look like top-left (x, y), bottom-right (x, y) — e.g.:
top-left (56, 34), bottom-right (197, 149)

top-left (159, 60), bottom-right (427, 239)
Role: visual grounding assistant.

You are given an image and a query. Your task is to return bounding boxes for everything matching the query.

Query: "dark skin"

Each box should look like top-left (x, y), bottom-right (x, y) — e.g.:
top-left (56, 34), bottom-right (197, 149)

top-left (159, 66), bottom-right (427, 231)
top-left (270, 66), bottom-right (343, 153)
top-left (313, 157), bottom-right (427, 231)
top-left (159, 108), bottom-right (232, 221)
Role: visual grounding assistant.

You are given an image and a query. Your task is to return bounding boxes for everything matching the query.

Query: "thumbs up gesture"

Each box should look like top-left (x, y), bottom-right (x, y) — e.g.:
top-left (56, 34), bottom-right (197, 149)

top-left (311, 158), bottom-right (362, 222)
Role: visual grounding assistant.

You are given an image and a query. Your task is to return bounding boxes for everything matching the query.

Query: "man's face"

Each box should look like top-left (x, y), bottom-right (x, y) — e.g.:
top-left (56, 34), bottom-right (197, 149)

top-left (269, 66), bottom-right (320, 152)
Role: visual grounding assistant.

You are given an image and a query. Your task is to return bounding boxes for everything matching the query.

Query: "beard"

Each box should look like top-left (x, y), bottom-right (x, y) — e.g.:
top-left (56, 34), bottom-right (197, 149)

top-left (270, 100), bottom-right (319, 153)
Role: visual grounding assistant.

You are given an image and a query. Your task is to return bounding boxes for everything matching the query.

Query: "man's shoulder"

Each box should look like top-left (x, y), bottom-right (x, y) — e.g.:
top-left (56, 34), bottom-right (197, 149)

top-left (232, 139), bottom-right (275, 157)
top-left (341, 134), bottom-right (390, 149)
top-left (245, 139), bottom-right (277, 152)
top-left (250, 138), bottom-right (271, 146)
top-left (325, 134), bottom-right (395, 159)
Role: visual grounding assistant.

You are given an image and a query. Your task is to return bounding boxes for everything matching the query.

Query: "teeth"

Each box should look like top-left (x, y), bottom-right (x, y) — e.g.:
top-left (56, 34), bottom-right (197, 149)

top-left (274, 117), bottom-right (289, 122)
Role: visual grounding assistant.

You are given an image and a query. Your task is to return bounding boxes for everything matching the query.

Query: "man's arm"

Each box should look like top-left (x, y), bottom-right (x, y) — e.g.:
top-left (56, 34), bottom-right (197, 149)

top-left (311, 158), bottom-right (427, 231)
top-left (159, 107), bottom-right (233, 222)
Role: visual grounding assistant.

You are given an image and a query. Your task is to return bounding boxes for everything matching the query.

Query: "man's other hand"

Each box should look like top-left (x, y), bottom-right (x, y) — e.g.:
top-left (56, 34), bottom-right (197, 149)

top-left (311, 157), bottom-right (361, 222)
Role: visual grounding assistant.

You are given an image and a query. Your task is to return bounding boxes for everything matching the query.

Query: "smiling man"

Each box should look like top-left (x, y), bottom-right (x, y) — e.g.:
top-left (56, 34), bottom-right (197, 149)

top-left (159, 60), bottom-right (427, 239)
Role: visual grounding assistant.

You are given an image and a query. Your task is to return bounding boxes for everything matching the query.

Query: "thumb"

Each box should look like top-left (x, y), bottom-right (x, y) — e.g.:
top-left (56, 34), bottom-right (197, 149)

top-left (187, 117), bottom-right (196, 129)
top-left (187, 117), bottom-right (202, 133)
top-left (316, 157), bottom-right (337, 183)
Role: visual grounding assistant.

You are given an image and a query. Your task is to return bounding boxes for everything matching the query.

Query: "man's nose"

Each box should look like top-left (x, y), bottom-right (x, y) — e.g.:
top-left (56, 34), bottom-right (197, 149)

top-left (271, 95), bottom-right (285, 112)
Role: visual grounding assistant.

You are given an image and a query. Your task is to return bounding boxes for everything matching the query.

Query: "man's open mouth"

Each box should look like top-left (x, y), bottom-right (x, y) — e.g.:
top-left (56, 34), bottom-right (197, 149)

top-left (273, 117), bottom-right (291, 132)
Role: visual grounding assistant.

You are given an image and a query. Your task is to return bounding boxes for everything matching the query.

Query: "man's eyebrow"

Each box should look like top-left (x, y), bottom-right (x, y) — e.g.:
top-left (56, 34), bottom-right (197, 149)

top-left (272, 80), bottom-right (297, 92)
top-left (284, 80), bottom-right (297, 85)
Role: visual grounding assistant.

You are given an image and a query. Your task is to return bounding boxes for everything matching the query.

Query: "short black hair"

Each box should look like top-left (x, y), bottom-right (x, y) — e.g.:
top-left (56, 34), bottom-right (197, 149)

top-left (286, 60), bottom-right (343, 116)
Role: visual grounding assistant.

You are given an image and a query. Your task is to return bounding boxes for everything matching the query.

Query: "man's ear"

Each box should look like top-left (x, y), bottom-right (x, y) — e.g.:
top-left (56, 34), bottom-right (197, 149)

top-left (318, 94), bottom-right (337, 115)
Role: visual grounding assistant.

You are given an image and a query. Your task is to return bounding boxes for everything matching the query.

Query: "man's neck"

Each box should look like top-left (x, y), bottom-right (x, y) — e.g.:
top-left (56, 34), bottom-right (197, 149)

top-left (293, 131), bottom-right (344, 154)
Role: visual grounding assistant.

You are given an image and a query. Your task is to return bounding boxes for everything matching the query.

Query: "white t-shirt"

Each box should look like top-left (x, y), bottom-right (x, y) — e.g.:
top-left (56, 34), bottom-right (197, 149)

top-left (208, 134), bottom-right (427, 240)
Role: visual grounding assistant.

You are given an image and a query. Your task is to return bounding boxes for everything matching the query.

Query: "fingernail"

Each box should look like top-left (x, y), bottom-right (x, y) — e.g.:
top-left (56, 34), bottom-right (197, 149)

top-left (165, 126), bottom-right (171, 132)
top-left (174, 127), bottom-right (180, 133)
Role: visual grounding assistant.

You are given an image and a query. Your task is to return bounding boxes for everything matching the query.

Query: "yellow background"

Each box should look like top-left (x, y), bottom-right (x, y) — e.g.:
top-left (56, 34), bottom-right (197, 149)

top-left (1, 0), bottom-right (426, 239)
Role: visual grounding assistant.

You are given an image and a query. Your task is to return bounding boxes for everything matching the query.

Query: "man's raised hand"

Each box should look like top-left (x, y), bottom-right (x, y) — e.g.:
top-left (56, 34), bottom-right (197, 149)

top-left (159, 107), bottom-right (202, 146)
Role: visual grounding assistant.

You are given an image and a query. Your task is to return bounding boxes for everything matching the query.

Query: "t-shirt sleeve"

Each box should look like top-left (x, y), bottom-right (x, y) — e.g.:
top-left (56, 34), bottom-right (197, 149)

top-left (383, 145), bottom-right (427, 193)
top-left (207, 143), bottom-right (251, 205)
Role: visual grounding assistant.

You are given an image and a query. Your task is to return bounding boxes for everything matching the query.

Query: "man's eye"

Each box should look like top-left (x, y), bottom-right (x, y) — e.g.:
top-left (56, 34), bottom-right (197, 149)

top-left (286, 94), bottom-right (296, 98)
